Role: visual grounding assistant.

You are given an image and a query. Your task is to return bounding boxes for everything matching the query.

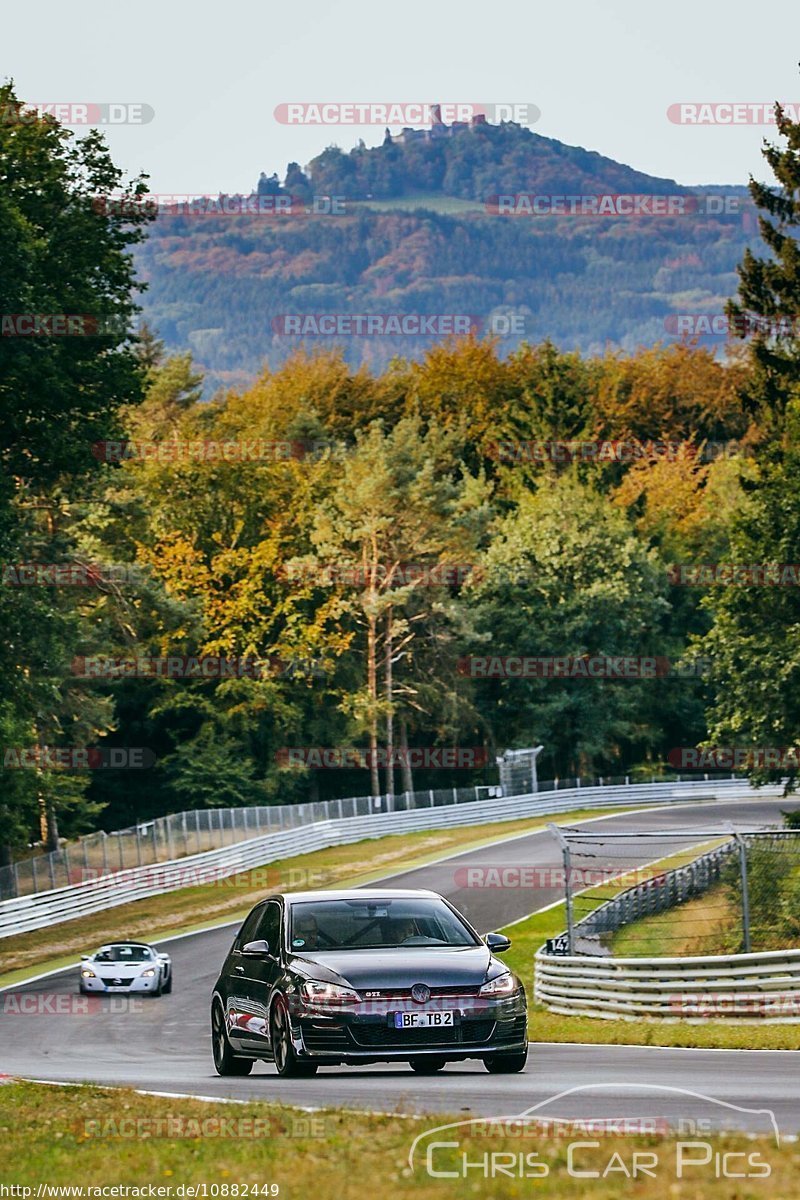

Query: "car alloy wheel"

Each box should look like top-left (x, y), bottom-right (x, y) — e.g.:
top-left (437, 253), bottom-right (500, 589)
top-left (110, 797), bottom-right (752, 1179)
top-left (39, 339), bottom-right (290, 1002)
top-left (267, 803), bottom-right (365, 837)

top-left (211, 1001), bottom-right (253, 1076)
top-left (270, 995), bottom-right (317, 1078)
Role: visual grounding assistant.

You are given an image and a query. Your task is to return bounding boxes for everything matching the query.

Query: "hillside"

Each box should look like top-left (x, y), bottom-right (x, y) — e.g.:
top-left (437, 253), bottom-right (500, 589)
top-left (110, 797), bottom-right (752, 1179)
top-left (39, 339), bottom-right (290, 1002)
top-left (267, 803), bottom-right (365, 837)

top-left (134, 121), bottom-right (756, 392)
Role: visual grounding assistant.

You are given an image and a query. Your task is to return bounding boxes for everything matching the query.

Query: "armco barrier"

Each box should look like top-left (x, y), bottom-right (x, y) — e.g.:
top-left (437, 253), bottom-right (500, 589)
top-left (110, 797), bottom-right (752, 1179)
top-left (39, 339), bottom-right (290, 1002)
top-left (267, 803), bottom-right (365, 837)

top-left (534, 946), bottom-right (800, 1022)
top-left (0, 778), bottom-right (777, 939)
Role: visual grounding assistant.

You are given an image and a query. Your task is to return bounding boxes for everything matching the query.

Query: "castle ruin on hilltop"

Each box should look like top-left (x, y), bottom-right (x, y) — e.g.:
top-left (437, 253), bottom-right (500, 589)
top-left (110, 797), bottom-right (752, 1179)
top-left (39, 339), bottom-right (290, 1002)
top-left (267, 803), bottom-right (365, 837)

top-left (383, 104), bottom-right (488, 146)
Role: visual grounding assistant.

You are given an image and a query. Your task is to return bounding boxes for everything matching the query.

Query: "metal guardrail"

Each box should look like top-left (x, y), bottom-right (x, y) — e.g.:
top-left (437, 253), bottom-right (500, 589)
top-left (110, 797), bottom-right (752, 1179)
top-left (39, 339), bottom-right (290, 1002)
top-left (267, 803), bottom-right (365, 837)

top-left (534, 946), bottom-right (800, 1022)
top-left (0, 777), bottom-right (776, 940)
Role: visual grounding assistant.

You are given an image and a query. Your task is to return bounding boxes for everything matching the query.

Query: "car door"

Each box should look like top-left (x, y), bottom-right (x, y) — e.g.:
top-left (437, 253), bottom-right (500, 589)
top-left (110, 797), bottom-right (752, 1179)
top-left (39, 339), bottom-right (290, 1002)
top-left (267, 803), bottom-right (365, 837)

top-left (225, 905), bottom-right (265, 1050)
top-left (232, 901), bottom-right (284, 1054)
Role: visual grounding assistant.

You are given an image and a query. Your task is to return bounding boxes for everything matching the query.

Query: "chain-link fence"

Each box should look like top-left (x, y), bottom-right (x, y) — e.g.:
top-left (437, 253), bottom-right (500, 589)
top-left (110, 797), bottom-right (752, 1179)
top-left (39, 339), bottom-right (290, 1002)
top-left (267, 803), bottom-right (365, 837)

top-left (1, 768), bottom-right (748, 902)
top-left (545, 827), bottom-right (800, 957)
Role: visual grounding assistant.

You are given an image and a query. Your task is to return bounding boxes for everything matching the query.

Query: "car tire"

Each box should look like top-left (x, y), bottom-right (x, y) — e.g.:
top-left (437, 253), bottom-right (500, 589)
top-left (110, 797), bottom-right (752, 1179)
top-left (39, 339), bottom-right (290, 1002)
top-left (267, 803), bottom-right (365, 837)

top-left (483, 1044), bottom-right (528, 1074)
top-left (162, 972), bottom-right (173, 994)
top-left (409, 1057), bottom-right (447, 1074)
top-left (270, 995), bottom-right (318, 1078)
top-left (212, 1001), bottom-right (254, 1076)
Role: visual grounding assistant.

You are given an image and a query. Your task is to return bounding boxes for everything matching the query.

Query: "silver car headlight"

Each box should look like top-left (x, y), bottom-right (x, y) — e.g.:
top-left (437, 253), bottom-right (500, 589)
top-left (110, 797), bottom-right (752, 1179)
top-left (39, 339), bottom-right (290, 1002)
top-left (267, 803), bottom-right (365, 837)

top-left (141, 968), bottom-right (157, 978)
top-left (479, 971), bottom-right (516, 997)
top-left (81, 969), bottom-right (96, 979)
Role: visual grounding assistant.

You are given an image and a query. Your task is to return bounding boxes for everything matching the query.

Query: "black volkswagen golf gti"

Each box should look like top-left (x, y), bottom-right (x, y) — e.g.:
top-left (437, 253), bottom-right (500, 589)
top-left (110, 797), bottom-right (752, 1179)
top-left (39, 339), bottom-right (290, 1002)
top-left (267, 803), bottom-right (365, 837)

top-left (211, 889), bottom-right (527, 1076)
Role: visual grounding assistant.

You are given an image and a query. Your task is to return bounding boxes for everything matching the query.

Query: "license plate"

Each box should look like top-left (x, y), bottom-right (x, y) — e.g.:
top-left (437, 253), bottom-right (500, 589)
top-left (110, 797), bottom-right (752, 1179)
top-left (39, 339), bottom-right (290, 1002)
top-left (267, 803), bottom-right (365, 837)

top-left (393, 1011), bottom-right (454, 1029)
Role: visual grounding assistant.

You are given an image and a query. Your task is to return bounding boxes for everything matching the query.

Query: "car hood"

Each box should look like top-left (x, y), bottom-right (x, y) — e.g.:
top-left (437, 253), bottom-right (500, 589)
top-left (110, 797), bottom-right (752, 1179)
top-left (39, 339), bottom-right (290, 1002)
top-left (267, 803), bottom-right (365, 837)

top-left (289, 945), bottom-right (503, 989)
top-left (91, 963), bottom-right (151, 977)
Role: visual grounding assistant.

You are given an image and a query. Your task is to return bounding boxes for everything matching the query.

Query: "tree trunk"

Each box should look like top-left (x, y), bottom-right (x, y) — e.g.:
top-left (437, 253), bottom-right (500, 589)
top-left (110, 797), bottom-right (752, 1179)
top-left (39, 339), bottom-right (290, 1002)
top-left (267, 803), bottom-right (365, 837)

top-left (399, 717), bottom-right (414, 794)
top-left (384, 606), bottom-right (394, 801)
top-left (366, 611), bottom-right (380, 797)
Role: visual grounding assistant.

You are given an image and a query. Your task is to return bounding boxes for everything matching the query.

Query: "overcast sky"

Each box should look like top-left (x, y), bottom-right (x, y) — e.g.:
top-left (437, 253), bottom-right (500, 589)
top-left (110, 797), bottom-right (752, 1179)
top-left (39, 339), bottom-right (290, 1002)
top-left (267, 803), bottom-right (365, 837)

top-left (4, 0), bottom-right (799, 195)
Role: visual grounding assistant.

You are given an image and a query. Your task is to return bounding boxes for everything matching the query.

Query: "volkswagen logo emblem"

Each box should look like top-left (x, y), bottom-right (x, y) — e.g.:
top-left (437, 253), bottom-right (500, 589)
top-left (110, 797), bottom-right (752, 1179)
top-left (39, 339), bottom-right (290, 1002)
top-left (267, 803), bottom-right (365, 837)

top-left (411, 983), bottom-right (431, 1003)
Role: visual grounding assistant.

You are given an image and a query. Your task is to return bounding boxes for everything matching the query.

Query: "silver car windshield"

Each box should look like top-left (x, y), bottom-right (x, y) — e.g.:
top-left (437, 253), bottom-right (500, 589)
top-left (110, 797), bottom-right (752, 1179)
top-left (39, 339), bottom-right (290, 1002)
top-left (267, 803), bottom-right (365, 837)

top-left (289, 898), bottom-right (479, 951)
top-left (94, 945), bottom-right (153, 963)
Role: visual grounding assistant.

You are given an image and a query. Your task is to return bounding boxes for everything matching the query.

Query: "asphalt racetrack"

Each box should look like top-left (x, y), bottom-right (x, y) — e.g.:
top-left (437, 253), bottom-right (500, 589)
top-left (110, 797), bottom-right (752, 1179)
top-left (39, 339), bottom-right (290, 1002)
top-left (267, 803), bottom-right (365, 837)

top-left (2, 797), bottom-right (798, 1135)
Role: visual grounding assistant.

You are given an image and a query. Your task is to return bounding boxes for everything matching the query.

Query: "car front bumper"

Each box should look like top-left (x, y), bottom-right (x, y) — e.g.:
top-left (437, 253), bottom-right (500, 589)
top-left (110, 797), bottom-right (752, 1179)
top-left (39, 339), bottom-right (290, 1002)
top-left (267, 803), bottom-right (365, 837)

top-left (80, 974), bottom-right (162, 993)
top-left (289, 991), bottom-right (527, 1063)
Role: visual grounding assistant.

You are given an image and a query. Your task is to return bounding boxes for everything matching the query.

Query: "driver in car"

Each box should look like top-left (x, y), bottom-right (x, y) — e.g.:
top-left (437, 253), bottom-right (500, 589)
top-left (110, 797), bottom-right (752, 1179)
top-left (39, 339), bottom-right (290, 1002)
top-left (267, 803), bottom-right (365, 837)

top-left (294, 915), bottom-right (321, 949)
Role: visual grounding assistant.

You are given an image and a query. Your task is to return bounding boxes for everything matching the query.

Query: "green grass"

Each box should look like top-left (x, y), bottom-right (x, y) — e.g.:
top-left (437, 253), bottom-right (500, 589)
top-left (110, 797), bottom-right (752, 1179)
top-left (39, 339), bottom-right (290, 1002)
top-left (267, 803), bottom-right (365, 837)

top-left (610, 884), bottom-right (739, 958)
top-left (0, 805), bottom-right (631, 985)
top-left (0, 1080), bottom-right (790, 1197)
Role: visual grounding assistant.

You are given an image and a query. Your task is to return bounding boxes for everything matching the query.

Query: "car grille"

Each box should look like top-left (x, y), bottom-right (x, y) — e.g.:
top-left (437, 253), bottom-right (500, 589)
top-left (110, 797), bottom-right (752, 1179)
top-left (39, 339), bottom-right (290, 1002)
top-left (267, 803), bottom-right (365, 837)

top-left (349, 1020), bottom-right (495, 1048)
top-left (102, 978), bottom-right (132, 988)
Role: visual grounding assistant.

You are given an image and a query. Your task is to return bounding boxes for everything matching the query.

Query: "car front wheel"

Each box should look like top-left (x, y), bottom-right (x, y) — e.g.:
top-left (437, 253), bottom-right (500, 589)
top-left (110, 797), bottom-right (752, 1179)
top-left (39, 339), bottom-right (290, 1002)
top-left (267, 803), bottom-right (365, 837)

top-left (270, 996), bottom-right (317, 1078)
top-left (409, 1057), bottom-right (447, 1074)
top-left (483, 1044), bottom-right (528, 1074)
top-left (212, 1001), bottom-right (253, 1076)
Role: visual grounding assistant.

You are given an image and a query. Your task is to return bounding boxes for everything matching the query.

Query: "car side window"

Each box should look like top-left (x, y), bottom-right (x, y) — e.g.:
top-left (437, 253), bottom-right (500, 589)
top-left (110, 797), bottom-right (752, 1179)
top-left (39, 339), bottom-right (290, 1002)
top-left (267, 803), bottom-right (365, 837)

top-left (255, 902), bottom-right (282, 956)
top-left (236, 906), bottom-right (264, 949)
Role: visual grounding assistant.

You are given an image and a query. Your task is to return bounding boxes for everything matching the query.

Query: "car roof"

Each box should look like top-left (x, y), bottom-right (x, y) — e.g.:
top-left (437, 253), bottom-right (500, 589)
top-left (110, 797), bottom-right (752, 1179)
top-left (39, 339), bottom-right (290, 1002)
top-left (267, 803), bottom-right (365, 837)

top-left (274, 889), bottom-right (443, 904)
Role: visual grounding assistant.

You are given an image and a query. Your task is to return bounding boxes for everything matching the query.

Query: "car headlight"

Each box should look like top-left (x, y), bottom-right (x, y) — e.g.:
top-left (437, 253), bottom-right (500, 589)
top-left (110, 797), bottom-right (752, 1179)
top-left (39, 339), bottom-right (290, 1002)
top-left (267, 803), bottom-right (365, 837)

top-left (141, 968), bottom-right (157, 978)
top-left (301, 980), bottom-right (361, 1005)
top-left (81, 969), bottom-right (96, 979)
top-left (479, 972), bottom-right (516, 997)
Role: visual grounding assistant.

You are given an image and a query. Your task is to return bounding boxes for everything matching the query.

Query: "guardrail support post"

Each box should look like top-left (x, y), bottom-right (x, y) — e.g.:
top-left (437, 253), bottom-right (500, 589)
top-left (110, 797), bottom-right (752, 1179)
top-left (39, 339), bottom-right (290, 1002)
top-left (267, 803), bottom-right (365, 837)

top-left (547, 823), bottom-right (574, 955)
top-left (734, 832), bottom-right (752, 953)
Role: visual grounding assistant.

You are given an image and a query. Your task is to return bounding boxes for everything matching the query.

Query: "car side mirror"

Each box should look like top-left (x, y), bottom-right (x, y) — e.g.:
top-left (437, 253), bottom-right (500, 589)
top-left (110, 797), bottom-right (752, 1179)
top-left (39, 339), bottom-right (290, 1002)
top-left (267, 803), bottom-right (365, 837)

top-left (80, 954), bottom-right (90, 961)
top-left (242, 939), bottom-right (271, 956)
top-left (485, 932), bottom-right (511, 953)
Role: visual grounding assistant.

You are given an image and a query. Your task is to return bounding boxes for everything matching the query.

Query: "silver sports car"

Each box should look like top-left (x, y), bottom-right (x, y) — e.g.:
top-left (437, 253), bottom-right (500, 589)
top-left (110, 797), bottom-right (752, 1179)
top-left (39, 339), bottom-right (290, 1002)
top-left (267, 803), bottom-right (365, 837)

top-left (79, 942), bottom-right (172, 996)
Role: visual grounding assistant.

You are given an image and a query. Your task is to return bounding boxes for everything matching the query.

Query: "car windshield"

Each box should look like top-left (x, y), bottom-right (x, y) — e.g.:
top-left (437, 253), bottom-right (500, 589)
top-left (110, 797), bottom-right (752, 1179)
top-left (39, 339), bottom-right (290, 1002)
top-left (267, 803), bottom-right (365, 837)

top-left (289, 898), bottom-right (478, 951)
top-left (94, 945), bottom-right (153, 963)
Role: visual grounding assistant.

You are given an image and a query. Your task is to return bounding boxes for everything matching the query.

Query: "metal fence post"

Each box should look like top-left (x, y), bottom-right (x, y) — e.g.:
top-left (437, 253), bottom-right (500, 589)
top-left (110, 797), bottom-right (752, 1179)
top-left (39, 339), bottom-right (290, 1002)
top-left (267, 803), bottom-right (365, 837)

top-left (548, 824), bottom-right (574, 954)
top-left (735, 832), bottom-right (752, 953)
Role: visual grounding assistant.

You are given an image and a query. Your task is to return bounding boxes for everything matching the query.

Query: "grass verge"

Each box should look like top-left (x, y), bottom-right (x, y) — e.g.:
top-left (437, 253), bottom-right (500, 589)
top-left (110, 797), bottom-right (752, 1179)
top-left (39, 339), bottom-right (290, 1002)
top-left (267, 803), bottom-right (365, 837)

top-left (0, 1080), bottom-right (789, 1197)
top-left (0, 805), bottom-right (628, 985)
